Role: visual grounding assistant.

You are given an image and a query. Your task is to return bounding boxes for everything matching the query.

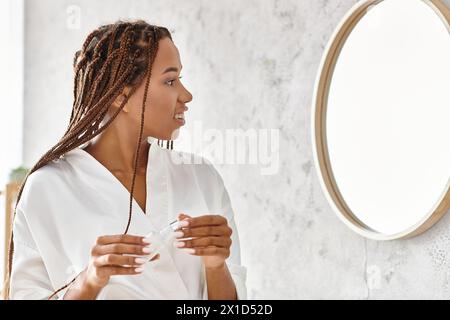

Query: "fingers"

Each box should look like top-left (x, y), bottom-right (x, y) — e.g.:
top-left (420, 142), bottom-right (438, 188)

top-left (183, 247), bottom-right (229, 257)
top-left (175, 236), bottom-right (231, 249)
top-left (178, 213), bottom-right (192, 220)
top-left (178, 225), bottom-right (232, 238)
top-left (92, 243), bottom-right (152, 256)
top-left (96, 266), bottom-right (144, 277)
top-left (182, 214), bottom-right (228, 228)
top-left (88, 234), bottom-right (161, 283)
top-left (94, 254), bottom-right (147, 268)
top-left (96, 234), bottom-right (149, 245)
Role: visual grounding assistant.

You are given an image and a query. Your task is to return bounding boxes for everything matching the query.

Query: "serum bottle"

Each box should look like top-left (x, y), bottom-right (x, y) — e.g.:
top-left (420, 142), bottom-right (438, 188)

top-left (143, 219), bottom-right (184, 261)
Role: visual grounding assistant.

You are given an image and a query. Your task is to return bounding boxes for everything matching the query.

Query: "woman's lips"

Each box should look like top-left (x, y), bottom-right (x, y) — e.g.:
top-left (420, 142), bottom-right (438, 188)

top-left (174, 118), bottom-right (185, 126)
top-left (174, 113), bottom-right (185, 126)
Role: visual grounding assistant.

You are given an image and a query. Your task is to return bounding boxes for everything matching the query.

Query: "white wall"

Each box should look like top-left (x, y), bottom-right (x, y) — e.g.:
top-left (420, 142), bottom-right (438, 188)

top-left (0, 0), bottom-right (24, 285)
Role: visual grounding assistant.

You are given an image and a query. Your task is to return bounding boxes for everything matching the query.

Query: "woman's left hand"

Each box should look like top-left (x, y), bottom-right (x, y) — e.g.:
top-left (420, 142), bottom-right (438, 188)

top-left (175, 213), bottom-right (232, 269)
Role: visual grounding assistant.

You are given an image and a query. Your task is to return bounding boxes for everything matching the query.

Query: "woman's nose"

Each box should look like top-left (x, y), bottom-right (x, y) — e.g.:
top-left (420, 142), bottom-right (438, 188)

top-left (184, 89), bottom-right (193, 103)
top-left (178, 80), bottom-right (193, 103)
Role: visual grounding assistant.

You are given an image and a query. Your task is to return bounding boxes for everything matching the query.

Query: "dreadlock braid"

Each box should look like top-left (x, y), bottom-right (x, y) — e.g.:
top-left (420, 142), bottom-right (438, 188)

top-left (3, 20), bottom-right (174, 300)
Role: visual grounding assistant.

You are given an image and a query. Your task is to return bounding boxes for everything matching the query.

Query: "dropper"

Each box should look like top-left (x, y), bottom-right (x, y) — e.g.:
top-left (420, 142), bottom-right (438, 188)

top-left (159, 219), bottom-right (183, 237)
top-left (142, 219), bottom-right (183, 262)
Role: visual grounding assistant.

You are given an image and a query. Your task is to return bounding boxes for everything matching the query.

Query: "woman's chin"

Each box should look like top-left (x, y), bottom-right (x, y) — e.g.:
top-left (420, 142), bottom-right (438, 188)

top-left (169, 128), bottom-right (180, 140)
top-left (145, 129), bottom-right (179, 142)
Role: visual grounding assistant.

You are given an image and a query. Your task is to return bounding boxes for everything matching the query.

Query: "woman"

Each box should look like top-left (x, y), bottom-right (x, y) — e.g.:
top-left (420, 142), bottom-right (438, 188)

top-left (6, 20), bottom-right (247, 300)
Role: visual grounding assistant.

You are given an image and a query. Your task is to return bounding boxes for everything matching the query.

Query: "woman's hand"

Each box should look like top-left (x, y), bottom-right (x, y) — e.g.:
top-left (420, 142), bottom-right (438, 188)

top-left (174, 213), bottom-right (232, 269)
top-left (65, 234), bottom-right (159, 299)
top-left (85, 234), bottom-right (159, 288)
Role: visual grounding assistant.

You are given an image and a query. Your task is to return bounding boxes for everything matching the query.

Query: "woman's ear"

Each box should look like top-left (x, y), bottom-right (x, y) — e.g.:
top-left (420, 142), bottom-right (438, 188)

top-left (112, 87), bottom-right (131, 113)
top-left (115, 94), bottom-right (129, 112)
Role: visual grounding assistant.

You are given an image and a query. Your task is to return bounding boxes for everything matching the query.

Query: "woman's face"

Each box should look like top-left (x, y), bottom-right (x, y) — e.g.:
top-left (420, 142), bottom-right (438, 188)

top-left (112, 37), bottom-right (193, 141)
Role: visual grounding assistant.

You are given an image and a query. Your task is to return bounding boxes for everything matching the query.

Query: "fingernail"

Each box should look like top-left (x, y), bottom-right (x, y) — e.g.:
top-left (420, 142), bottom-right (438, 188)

top-left (173, 231), bottom-right (184, 238)
top-left (135, 257), bottom-right (147, 264)
top-left (173, 241), bottom-right (185, 248)
top-left (142, 237), bottom-right (151, 244)
top-left (181, 248), bottom-right (195, 254)
top-left (135, 267), bottom-right (144, 273)
top-left (143, 247), bottom-right (152, 253)
top-left (178, 220), bottom-right (189, 227)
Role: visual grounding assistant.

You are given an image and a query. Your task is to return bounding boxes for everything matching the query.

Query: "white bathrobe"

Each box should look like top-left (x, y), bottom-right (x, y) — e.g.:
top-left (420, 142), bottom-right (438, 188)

top-left (10, 136), bottom-right (247, 300)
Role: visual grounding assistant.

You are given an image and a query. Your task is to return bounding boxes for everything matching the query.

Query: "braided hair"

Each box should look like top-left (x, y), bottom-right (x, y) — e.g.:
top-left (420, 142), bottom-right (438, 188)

top-left (3, 20), bottom-right (174, 299)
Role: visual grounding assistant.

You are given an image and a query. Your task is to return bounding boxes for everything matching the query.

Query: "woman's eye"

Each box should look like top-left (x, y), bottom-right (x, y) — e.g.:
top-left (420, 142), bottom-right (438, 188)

top-left (165, 76), bottom-right (183, 86)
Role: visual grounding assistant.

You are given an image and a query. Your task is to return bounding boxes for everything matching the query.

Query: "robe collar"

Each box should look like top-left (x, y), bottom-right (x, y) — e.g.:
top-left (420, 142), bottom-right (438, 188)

top-left (68, 136), bottom-right (171, 233)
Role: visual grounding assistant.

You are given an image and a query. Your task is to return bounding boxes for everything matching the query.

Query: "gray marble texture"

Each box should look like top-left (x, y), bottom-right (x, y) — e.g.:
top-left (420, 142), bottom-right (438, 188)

top-left (23, 0), bottom-right (450, 299)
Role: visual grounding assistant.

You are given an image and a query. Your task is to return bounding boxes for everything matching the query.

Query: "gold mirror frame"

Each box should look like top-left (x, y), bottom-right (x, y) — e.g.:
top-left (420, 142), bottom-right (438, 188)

top-left (311, 0), bottom-right (450, 240)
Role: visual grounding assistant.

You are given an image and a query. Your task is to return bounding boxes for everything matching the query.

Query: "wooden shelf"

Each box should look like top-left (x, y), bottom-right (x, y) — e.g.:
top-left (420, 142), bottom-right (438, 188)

top-left (1, 181), bottom-right (21, 299)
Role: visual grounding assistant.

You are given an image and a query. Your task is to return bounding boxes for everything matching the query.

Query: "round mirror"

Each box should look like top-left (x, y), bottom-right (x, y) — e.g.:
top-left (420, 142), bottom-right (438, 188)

top-left (312, 0), bottom-right (450, 240)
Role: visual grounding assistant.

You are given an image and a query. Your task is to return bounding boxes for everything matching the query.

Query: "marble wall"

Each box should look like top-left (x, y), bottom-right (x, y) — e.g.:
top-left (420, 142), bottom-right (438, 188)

top-left (23, 0), bottom-right (450, 299)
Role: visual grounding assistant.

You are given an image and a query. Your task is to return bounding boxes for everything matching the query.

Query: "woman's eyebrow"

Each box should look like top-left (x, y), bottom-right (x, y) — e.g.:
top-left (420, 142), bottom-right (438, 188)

top-left (161, 66), bottom-right (182, 74)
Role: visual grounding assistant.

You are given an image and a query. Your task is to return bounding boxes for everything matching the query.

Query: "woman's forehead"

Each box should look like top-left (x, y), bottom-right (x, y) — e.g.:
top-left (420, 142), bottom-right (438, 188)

top-left (153, 38), bottom-right (182, 74)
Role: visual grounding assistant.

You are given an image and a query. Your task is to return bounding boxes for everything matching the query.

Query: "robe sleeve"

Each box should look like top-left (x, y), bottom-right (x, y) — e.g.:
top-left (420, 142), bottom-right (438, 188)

top-left (201, 163), bottom-right (248, 300)
top-left (9, 167), bottom-right (79, 300)
top-left (9, 206), bottom-right (62, 299)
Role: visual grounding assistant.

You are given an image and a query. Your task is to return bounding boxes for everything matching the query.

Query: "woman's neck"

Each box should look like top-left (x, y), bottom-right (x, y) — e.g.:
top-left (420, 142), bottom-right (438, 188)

top-left (84, 124), bottom-right (150, 175)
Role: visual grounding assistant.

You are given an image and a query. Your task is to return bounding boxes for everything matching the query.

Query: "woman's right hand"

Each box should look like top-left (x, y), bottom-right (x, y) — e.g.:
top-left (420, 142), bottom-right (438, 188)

top-left (64, 234), bottom-right (159, 299)
top-left (85, 234), bottom-right (159, 288)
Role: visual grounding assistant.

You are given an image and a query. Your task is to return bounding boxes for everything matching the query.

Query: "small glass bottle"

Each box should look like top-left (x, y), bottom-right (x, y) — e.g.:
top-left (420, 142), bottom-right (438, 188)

top-left (143, 219), bottom-right (183, 261)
